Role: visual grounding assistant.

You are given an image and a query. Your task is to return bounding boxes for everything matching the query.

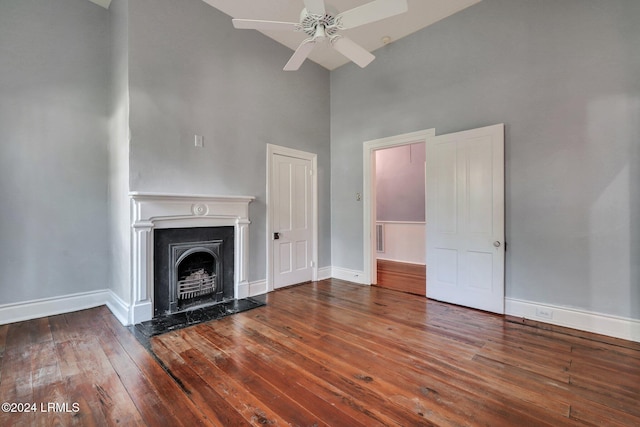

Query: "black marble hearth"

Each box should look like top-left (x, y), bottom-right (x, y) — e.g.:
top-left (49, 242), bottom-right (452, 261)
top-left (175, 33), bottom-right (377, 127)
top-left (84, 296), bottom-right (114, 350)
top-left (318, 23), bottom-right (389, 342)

top-left (129, 295), bottom-right (266, 348)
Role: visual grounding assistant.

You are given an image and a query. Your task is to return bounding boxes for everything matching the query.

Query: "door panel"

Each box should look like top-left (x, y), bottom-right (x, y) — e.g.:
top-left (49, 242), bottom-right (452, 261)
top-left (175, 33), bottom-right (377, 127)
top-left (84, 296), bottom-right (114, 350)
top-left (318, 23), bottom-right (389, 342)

top-left (435, 248), bottom-right (458, 285)
top-left (426, 124), bottom-right (505, 314)
top-left (272, 153), bottom-right (313, 288)
top-left (468, 137), bottom-right (494, 233)
top-left (278, 242), bottom-right (292, 274)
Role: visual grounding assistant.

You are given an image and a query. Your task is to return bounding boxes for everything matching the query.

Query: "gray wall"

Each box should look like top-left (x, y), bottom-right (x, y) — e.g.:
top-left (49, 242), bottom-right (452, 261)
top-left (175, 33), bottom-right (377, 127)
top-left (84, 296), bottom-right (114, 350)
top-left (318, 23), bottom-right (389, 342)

top-left (108, 0), bottom-right (131, 303)
top-left (376, 143), bottom-right (425, 222)
top-left (126, 0), bottom-right (331, 281)
top-left (0, 0), bottom-right (110, 304)
top-left (331, 0), bottom-right (640, 319)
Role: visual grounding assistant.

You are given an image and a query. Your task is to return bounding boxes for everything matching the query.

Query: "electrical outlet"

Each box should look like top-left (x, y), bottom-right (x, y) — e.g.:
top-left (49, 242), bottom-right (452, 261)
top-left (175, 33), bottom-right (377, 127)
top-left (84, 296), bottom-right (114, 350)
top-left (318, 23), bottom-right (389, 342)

top-left (535, 307), bottom-right (553, 320)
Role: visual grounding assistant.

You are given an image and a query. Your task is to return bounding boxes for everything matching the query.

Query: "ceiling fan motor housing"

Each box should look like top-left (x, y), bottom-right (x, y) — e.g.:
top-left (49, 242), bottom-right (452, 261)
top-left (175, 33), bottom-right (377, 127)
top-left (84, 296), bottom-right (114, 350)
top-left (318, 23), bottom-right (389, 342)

top-left (300, 6), bottom-right (339, 37)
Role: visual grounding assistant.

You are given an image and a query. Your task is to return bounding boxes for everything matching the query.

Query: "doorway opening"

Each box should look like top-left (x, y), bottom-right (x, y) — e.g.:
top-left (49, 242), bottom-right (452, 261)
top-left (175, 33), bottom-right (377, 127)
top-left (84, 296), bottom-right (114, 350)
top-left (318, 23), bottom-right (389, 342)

top-left (374, 143), bottom-right (427, 295)
top-left (363, 129), bottom-right (435, 293)
top-left (363, 125), bottom-right (505, 313)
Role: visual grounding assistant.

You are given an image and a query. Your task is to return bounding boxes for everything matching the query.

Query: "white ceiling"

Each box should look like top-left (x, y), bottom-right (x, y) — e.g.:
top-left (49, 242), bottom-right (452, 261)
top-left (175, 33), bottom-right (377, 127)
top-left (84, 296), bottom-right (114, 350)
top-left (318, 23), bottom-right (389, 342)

top-left (88, 0), bottom-right (481, 71)
top-left (202, 0), bottom-right (481, 70)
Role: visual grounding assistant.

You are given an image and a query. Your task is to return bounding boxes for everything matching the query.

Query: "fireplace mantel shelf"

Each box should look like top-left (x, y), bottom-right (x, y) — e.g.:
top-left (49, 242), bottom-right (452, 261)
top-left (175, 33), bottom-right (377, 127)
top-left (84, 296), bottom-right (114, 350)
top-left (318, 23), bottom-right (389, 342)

top-left (129, 192), bottom-right (255, 203)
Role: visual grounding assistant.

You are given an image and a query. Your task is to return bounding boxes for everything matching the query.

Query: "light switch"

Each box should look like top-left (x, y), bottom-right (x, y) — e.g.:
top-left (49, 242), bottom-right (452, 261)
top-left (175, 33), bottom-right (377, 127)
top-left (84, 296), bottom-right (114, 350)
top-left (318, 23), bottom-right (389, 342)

top-left (194, 135), bottom-right (204, 148)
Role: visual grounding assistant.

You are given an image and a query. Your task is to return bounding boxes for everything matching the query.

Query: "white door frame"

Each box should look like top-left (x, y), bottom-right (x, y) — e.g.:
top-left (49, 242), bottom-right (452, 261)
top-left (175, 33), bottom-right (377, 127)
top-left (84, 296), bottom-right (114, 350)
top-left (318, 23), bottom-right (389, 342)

top-left (362, 129), bottom-right (436, 285)
top-left (266, 143), bottom-right (318, 292)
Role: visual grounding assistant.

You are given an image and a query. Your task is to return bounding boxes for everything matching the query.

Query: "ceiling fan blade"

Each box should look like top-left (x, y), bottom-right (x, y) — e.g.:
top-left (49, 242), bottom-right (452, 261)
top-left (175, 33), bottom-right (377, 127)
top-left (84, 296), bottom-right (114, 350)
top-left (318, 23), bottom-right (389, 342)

top-left (337, 0), bottom-right (408, 30)
top-left (303, 0), bottom-right (326, 16)
top-left (284, 39), bottom-right (316, 71)
top-left (232, 19), bottom-right (299, 32)
top-left (331, 36), bottom-right (375, 68)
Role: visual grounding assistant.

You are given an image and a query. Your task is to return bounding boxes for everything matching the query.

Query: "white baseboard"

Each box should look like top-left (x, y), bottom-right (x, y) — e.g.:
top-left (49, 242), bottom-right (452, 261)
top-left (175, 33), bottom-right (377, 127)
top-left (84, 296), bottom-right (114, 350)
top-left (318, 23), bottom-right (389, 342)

top-left (248, 279), bottom-right (268, 296)
top-left (317, 266), bottom-right (332, 281)
top-left (0, 290), bottom-right (113, 325)
top-left (506, 298), bottom-right (640, 343)
top-left (237, 281), bottom-right (250, 299)
top-left (0, 281), bottom-right (270, 327)
top-left (106, 290), bottom-right (130, 326)
top-left (331, 267), bottom-right (369, 285)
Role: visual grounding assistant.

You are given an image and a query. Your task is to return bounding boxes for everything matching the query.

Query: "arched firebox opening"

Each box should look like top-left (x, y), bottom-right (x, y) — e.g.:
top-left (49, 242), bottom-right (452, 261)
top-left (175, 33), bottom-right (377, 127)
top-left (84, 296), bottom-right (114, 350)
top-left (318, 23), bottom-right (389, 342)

top-left (175, 247), bottom-right (219, 311)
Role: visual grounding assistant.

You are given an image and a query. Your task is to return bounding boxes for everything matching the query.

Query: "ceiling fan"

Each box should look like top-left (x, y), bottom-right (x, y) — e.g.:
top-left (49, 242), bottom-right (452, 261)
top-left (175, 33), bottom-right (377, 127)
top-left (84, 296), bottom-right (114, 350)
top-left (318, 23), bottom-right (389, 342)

top-left (232, 0), bottom-right (408, 71)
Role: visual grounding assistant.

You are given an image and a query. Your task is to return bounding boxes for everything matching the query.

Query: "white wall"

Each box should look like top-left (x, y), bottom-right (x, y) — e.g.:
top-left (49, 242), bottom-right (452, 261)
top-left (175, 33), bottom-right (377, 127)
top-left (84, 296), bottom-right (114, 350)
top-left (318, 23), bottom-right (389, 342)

top-left (376, 222), bottom-right (425, 265)
top-left (331, 0), bottom-right (640, 320)
top-left (126, 0), bottom-right (331, 282)
top-left (0, 0), bottom-right (110, 305)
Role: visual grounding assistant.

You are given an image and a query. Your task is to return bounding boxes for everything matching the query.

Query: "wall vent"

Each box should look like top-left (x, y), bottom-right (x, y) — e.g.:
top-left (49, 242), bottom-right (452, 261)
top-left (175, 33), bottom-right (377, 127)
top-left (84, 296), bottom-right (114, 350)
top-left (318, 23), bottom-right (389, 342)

top-left (376, 223), bottom-right (385, 253)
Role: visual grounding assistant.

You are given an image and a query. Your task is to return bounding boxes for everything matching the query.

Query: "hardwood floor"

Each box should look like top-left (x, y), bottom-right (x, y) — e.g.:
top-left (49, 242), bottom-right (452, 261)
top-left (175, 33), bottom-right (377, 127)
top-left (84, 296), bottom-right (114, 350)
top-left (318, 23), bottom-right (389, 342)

top-left (1, 280), bottom-right (639, 426)
top-left (376, 259), bottom-right (426, 296)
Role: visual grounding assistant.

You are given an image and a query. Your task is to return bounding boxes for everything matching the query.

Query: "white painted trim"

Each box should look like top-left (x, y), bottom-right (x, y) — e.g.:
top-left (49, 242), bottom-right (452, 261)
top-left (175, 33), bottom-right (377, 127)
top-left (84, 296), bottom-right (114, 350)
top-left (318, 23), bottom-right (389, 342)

top-left (129, 193), bottom-right (254, 325)
top-left (105, 290), bottom-right (130, 326)
top-left (248, 279), bottom-right (268, 297)
top-left (317, 266), bottom-right (332, 281)
top-left (0, 283), bottom-right (267, 327)
top-left (506, 298), bottom-right (640, 343)
top-left (363, 129), bottom-right (435, 285)
top-left (266, 144), bottom-right (319, 292)
top-left (0, 290), bottom-right (112, 325)
top-left (129, 192), bottom-right (254, 202)
top-left (331, 267), bottom-right (368, 285)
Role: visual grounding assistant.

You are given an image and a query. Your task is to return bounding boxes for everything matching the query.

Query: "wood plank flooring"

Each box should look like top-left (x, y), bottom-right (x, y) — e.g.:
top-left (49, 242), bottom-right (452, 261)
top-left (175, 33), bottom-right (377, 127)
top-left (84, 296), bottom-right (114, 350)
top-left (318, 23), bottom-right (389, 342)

top-left (376, 259), bottom-right (426, 296)
top-left (1, 279), bottom-right (639, 426)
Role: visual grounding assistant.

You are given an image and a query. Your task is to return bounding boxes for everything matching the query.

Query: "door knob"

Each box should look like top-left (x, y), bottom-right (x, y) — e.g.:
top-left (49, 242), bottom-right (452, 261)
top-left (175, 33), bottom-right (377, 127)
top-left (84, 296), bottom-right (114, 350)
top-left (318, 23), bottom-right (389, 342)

top-left (493, 241), bottom-right (501, 247)
top-left (273, 232), bottom-right (280, 240)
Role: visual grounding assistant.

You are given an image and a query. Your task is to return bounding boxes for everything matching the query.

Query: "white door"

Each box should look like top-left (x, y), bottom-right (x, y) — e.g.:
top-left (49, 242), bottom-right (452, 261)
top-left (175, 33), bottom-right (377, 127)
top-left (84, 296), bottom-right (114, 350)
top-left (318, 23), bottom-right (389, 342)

top-left (426, 124), bottom-right (505, 313)
top-left (272, 153), bottom-right (314, 288)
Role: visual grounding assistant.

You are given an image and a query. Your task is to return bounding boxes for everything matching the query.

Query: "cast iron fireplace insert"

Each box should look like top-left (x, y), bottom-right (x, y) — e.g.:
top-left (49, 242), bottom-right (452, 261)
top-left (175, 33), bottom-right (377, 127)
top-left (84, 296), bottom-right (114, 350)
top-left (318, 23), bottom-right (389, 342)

top-left (153, 226), bottom-right (234, 317)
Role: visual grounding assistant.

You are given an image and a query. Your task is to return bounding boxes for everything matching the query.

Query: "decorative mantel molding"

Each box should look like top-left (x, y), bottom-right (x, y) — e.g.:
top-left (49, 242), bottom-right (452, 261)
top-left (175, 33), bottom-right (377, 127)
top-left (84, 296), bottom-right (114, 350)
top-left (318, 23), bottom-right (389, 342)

top-left (129, 192), bottom-right (254, 325)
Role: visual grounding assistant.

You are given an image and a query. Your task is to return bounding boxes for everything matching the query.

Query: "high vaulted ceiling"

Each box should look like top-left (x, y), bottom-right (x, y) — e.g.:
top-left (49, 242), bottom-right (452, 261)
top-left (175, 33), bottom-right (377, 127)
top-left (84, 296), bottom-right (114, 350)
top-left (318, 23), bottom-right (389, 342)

top-left (88, 0), bottom-right (481, 70)
top-left (203, 0), bottom-right (481, 70)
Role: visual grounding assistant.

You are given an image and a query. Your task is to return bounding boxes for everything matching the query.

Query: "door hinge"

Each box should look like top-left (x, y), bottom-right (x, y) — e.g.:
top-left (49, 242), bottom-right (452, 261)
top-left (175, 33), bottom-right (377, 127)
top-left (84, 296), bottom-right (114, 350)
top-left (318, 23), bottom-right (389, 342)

top-left (309, 169), bottom-right (313, 176)
top-left (310, 261), bottom-right (315, 267)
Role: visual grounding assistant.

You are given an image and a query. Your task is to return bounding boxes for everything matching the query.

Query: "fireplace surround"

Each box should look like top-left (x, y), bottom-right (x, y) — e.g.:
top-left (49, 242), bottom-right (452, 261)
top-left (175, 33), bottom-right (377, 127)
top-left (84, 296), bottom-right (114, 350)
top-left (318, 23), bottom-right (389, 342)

top-left (154, 226), bottom-right (234, 316)
top-left (129, 192), bottom-right (254, 324)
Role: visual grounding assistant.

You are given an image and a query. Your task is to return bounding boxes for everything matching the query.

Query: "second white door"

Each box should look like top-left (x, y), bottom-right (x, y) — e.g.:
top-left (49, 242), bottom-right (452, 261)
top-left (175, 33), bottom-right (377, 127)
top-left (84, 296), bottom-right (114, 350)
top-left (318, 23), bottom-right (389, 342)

top-left (426, 124), bottom-right (505, 313)
top-left (272, 153), bottom-right (313, 288)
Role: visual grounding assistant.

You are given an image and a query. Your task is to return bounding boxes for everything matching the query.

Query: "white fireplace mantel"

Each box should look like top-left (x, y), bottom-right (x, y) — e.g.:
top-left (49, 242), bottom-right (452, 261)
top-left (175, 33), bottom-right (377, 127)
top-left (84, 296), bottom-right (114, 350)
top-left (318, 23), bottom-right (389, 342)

top-left (129, 192), bottom-right (254, 324)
